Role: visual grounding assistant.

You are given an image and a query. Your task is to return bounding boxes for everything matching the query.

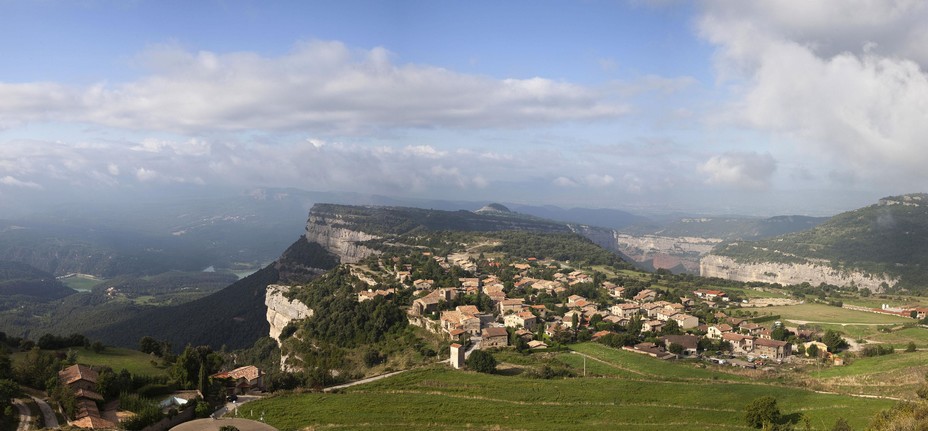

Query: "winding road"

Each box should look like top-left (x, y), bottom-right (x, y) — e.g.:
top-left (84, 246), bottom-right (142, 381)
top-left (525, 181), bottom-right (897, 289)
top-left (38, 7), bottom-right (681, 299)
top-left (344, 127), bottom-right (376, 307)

top-left (31, 396), bottom-right (58, 428)
top-left (12, 398), bottom-right (32, 431)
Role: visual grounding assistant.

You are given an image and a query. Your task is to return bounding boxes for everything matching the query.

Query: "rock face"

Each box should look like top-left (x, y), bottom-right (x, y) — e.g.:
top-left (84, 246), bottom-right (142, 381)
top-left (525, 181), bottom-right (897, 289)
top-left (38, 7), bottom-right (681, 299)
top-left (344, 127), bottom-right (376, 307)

top-left (573, 224), bottom-right (719, 273)
top-left (699, 254), bottom-right (897, 292)
top-left (265, 284), bottom-right (313, 344)
top-left (303, 209), bottom-right (381, 264)
top-left (615, 234), bottom-right (720, 273)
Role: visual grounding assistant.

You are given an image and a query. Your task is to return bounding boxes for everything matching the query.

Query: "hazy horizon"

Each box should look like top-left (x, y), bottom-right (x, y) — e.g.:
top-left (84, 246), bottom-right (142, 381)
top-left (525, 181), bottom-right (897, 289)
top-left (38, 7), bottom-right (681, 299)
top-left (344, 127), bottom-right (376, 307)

top-left (2, 1), bottom-right (926, 218)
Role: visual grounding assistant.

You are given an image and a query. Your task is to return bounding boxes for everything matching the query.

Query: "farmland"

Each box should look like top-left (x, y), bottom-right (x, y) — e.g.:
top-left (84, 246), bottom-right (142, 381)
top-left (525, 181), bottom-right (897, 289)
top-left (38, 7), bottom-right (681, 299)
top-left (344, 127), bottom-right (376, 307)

top-left (11, 346), bottom-right (167, 376)
top-left (246, 343), bottom-right (896, 431)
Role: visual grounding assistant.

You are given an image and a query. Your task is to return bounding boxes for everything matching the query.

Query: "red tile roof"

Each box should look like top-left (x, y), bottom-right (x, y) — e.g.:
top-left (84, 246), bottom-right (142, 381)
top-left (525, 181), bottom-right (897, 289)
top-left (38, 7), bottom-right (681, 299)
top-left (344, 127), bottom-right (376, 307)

top-left (59, 364), bottom-right (98, 386)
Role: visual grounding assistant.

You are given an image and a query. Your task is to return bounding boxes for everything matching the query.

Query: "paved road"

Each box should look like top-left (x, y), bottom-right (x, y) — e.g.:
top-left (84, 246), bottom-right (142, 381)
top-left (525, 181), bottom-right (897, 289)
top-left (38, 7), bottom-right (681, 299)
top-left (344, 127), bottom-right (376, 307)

top-left (30, 396), bottom-right (58, 428)
top-left (463, 336), bottom-right (481, 359)
top-left (12, 399), bottom-right (32, 431)
top-left (322, 370), bottom-right (407, 393)
top-left (214, 395), bottom-right (263, 418)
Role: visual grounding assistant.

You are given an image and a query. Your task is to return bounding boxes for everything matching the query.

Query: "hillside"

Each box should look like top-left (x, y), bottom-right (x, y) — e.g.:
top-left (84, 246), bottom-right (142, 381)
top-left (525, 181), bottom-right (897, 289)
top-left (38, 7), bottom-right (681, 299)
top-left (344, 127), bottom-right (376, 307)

top-left (707, 194), bottom-right (928, 291)
top-left (0, 260), bottom-right (75, 301)
top-left (80, 203), bottom-right (602, 350)
top-left (622, 215), bottom-right (826, 240)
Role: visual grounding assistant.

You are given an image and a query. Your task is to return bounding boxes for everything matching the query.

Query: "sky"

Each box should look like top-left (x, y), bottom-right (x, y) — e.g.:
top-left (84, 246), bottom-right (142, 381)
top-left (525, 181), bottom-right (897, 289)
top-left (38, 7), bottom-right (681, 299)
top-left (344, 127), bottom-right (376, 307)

top-left (2, 0), bottom-right (928, 217)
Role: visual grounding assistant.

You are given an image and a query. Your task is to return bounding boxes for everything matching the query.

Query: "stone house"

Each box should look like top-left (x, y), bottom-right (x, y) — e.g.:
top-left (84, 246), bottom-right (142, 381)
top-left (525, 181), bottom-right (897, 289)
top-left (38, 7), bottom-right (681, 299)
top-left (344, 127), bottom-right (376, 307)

top-left (753, 338), bottom-right (792, 359)
top-left (481, 327), bottom-right (509, 348)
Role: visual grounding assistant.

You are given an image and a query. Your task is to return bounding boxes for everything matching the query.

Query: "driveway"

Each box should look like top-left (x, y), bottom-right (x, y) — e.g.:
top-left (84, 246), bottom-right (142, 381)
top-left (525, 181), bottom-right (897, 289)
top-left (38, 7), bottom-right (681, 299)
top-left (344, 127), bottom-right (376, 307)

top-left (12, 399), bottom-right (32, 431)
top-left (323, 370), bottom-right (407, 393)
top-left (30, 396), bottom-right (58, 428)
top-left (214, 394), bottom-right (263, 418)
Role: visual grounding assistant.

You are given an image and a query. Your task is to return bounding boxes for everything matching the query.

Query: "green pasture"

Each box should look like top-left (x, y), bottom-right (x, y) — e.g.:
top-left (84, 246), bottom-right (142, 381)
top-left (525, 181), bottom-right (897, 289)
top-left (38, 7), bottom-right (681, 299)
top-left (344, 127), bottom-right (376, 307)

top-left (867, 326), bottom-right (928, 347)
top-left (12, 346), bottom-right (167, 376)
top-left (756, 304), bottom-right (911, 325)
top-left (247, 343), bottom-right (894, 431)
top-left (59, 275), bottom-right (104, 292)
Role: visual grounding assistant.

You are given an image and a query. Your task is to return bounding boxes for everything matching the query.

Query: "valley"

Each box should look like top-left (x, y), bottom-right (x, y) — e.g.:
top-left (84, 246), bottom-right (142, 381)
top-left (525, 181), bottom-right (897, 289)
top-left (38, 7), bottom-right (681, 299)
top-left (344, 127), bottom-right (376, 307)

top-left (1, 198), bottom-right (928, 430)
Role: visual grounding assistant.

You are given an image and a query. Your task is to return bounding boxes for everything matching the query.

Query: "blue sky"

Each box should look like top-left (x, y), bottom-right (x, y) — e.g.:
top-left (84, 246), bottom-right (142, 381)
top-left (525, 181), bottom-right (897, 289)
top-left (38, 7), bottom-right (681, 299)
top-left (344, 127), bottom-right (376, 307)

top-left (2, 0), bottom-right (927, 216)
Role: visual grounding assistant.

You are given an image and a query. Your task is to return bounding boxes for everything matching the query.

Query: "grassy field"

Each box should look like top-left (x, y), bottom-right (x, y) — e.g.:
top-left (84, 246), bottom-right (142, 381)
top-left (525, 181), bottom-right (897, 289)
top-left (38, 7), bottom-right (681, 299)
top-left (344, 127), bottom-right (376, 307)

top-left (867, 326), bottom-right (928, 347)
top-left (246, 343), bottom-right (896, 430)
top-left (842, 295), bottom-right (928, 309)
top-left (807, 350), bottom-right (928, 399)
top-left (59, 274), bottom-right (104, 292)
top-left (12, 346), bottom-right (167, 376)
top-left (755, 303), bottom-right (911, 325)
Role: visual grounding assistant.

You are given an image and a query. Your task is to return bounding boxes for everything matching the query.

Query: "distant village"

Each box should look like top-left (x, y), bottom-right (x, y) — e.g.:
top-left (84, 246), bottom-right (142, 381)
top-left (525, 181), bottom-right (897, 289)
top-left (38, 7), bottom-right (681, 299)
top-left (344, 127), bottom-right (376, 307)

top-left (351, 250), bottom-right (847, 371)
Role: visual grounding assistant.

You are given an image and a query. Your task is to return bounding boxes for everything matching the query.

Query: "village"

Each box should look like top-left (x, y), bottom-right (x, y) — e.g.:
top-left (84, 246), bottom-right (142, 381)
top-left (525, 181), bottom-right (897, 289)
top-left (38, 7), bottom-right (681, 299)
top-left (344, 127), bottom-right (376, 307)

top-left (351, 249), bottom-right (849, 372)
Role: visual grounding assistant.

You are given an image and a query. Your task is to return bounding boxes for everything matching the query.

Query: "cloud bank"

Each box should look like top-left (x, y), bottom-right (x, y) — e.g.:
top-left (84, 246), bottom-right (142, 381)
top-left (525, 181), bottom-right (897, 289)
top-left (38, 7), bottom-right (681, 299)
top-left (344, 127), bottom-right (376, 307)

top-left (699, 1), bottom-right (928, 186)
top-left (0, 41), bottom-right (627, 133)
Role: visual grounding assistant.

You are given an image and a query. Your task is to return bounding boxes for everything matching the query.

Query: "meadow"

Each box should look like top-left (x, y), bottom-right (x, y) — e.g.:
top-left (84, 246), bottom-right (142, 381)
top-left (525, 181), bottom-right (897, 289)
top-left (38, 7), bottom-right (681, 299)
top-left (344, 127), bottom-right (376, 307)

top-left (12, 346), bottom-right (167, 376)
top-left (245, 343), bottom-right (895, 431)
top-left (755, 303), bottom-right (911, 325)
top-left (59, 274), bottom-right (104, 292)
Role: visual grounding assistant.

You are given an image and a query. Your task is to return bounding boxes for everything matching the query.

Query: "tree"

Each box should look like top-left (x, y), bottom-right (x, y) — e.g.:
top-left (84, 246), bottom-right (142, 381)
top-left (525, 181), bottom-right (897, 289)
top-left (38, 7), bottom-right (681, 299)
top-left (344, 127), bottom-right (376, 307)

top-left (744, 396), bottom-right (781, 429)
top-left (668, 343), bottom-right (684, 355)
top-left (906, 341), bottom-right (917, 353)
top-left (139, 336), bottom-right (163, 356)
top-left (831, 417), bottom-right (851, 431)
top-left (465, 350), bottom-right (497, 374)
top-left (806, 343), bottom-right (819, 358)
top-left (822, 330), bottom-right (848, 352)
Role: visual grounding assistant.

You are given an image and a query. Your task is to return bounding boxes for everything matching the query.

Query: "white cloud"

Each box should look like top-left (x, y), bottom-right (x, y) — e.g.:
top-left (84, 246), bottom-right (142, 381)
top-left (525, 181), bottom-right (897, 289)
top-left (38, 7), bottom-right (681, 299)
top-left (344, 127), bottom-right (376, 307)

top-left (584, 174), bottom-right (615, 188)
top-left (0, 41), bottom-right (628, 133)
top-left (698, 1), bottom-right (928, 185)
top-left (0, 176), bottom-right (42, 189)
top-left (699, 152), bottom-right (777, 190)
top-left (135, 167), bottom-right (159, 182)
top-left (553, 177), bottom-right (578, 187)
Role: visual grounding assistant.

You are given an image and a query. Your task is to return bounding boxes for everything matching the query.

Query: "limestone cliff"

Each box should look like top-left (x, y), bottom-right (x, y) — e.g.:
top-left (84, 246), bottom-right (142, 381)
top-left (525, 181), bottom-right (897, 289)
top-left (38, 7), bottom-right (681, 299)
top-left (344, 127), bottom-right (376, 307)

top-left (304, 209), bottom-right (381, 264)
top-left (699, 254), bottom-right (897, 292)
top-left (573, 224), bottom-right (719, 273)
top-left (265, 284), bottom-right (313, 344)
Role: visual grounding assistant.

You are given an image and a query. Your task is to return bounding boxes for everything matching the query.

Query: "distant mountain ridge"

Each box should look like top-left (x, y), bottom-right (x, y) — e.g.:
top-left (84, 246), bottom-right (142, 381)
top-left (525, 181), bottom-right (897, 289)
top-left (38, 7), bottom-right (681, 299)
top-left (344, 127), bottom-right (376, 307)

top-left (704, 193), bottom-right (928, 292)
top-left (621, 215), bottom-right (826, 240)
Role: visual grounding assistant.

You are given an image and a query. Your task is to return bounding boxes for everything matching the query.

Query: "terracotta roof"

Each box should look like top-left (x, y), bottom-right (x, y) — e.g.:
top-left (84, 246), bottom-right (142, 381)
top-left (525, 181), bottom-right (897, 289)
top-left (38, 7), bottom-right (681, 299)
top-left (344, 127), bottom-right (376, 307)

top-left (75, 388), bottom-right (105, 401)
top-left (660, 334), bottom-right (699, 350)
top-left (71, 415), bottom-right (117, 429)
top-left (75, 398), bottom-right (100, 419)
top-left (482, 327), bottom-right (508, 338)
top-left (722, 332), bottom-right (752, 341)
top-left (59, 364), bottom-right (98, 385)
top-left (212, 365), bottom-right (261, 382)
top-left (754, 338), bottom-right (788, 348)
top-left (456, 305), bottom-right (480, 315)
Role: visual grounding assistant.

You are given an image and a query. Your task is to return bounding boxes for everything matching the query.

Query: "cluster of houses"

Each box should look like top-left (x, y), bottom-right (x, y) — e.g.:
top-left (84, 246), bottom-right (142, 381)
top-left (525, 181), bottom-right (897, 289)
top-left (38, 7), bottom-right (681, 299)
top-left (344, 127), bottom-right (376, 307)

top-left (58, 364), bottom-right (118, 429)
top-left (364, 253), bottom-right (808, 367)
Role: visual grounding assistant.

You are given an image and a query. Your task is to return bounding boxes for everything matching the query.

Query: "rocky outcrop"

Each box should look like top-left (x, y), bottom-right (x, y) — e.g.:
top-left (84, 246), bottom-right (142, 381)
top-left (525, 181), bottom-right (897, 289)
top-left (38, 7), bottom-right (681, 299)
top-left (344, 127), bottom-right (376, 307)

top-left (574, 224), bottom-right (721, 273)
top-left (265, 284), bottom-right (313, 344)
top-left (699, 254), bottom-right (897, 292)
top-left (304, 210), bottom-right (381, 264)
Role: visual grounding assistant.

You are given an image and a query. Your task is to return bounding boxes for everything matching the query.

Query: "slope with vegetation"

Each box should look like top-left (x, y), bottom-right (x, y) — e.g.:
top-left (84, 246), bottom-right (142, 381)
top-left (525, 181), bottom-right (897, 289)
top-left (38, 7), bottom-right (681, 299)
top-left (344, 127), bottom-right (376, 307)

top-left (711, 194), bottom-right (928, 292)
